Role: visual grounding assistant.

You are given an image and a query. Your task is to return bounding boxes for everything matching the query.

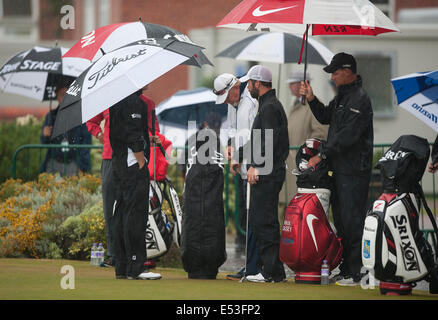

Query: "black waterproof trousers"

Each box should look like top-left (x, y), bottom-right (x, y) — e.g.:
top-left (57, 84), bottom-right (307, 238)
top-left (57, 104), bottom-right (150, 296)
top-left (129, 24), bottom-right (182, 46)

top-left (112, 163), bottom-right (149, 278)
top-left (250, 180), bottom-right (286, 281)
top-left (331, 173), bottom-right (370, 279)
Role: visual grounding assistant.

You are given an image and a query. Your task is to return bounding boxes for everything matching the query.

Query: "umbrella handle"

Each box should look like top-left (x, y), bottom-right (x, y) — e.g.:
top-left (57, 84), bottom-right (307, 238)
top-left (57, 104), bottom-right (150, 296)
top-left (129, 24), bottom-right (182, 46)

top-left (301, 24), bottom-right (310, 105)
top-left (152, 109), bottom-right (156, 135)
top-left (152, 109), bottom-right (156, 180)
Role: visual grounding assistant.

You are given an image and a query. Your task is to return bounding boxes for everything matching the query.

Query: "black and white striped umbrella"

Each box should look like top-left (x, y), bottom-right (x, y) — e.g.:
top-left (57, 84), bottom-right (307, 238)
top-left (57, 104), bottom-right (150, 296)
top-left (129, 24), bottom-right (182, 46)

top-left (63, 21), bottom-right (212, 68)
top-left (52, 38), bottom-right (203, 138)
top-left (0, 46), bottom-right (88, 101)
top-left (216, 32), bottom-right (333, 65)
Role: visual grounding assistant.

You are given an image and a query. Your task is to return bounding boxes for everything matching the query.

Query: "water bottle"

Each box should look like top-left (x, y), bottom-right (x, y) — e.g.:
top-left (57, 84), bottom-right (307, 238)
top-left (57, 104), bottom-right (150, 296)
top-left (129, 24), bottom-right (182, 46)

top-left (90, 243), bottom-right (97, 266)
top-left (98, 243), bottom-right (105, 266)
top-left (321, 260), bottom-right (330, 285)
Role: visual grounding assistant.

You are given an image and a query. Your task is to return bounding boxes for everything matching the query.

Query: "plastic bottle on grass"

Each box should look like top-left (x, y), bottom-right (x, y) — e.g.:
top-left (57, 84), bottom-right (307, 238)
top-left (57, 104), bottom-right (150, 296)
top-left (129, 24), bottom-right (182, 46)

top-left (321, 260), bottom-right (329, 285)
top-left (90, 243), bottom-right (98, 266)
top-left (97, 243), bottom-right (105, 266)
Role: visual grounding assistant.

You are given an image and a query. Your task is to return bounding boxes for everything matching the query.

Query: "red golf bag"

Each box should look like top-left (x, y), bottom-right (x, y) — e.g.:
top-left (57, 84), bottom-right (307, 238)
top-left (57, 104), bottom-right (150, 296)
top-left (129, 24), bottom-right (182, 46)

top-left (280, 139), bottom-right (343, 284)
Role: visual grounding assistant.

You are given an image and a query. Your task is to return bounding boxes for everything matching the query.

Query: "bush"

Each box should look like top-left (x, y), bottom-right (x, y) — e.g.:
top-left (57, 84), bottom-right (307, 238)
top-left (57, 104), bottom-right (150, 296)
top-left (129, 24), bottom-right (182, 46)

top-left (0, 173), bottom-right (102, 259)
top-left (55, 201), bottom-right (106, 260)
top-left (1, 117), bottom-right (102, 183)
top-left (0, 172), bottom-right (184, 268)
top-left (0, 119), bottom-right (42, 183)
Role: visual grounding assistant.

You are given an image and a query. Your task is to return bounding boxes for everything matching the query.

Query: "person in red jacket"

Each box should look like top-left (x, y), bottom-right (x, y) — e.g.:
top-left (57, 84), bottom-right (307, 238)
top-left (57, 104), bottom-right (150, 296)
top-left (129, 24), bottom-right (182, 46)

top-left (86, 85), bottom-right (161, 267)
top-left (87, 108), bottom-right (115, 266)
top-left (140, 85), bottom-right (160, 135)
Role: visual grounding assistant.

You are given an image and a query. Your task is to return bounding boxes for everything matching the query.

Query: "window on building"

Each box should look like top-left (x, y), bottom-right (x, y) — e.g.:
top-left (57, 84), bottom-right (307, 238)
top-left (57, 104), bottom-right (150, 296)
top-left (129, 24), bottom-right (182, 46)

top-left (0, 0), bottom-right (38, 40)
top-left (355, 53), bottom-right (394, 117)
top-left (2, 0), bottom-right (32, 17)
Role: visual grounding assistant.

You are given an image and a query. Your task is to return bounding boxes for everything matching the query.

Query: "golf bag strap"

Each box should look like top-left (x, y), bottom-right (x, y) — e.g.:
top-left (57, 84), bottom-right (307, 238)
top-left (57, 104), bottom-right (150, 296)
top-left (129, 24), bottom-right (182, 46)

top-left (418, 184), bottom-right (438, 254)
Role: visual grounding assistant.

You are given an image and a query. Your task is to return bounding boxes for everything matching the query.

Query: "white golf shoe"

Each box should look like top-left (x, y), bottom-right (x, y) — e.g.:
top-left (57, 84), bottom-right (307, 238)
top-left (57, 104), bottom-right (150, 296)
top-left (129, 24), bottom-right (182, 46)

top-left (128, 271), bottom-right (162, 280)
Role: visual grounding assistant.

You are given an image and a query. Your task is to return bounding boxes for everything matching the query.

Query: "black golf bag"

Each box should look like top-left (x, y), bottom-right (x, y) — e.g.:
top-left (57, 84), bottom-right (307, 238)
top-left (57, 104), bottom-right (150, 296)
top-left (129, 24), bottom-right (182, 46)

top-left (181, 127), bottom-right (227, 279)
top-left (362, 135), bottom-right (438, 295)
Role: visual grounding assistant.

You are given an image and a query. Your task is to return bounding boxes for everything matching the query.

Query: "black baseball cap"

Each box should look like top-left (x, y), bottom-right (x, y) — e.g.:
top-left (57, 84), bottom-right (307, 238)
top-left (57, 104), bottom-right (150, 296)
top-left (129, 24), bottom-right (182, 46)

top-left (323, 52), bottom-right (357, 74)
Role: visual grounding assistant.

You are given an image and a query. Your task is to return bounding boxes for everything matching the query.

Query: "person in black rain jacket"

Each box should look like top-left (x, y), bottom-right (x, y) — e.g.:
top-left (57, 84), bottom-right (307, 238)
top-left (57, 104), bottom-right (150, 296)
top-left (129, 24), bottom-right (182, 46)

top-left (109, 89), bottom-right (161, 280)
top-left (300, 52), bottom-right (374, 286)
top-left (234, 65), bottom-right (289, 283)
top-left (41, 76), bottom-right (91, 175)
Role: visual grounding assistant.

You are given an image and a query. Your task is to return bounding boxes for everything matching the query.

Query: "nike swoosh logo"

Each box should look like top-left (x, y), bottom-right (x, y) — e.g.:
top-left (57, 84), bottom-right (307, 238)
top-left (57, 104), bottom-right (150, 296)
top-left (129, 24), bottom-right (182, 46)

top-left (306, 214), bottom-right (319, 252)
top-left (252, 5), bottom-right (297, 17)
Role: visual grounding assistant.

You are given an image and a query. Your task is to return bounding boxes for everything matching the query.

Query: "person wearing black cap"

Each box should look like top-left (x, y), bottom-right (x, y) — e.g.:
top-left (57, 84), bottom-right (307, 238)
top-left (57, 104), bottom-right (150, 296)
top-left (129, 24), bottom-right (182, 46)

top-left (300, 52), bottom-right (374, 286)
top-left (41, 76), bottom-right (91, 176)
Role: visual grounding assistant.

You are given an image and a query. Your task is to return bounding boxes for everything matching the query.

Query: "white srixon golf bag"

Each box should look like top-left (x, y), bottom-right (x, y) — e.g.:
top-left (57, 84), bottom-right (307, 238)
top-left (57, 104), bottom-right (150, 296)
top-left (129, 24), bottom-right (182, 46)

top-left (362, 135), bottom-right (438, 294)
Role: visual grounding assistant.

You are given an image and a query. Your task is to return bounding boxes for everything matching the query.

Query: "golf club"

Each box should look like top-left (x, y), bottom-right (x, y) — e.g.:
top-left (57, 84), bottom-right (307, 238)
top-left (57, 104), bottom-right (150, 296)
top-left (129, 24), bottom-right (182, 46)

top-left (239, 181), bottom-right (251, 283)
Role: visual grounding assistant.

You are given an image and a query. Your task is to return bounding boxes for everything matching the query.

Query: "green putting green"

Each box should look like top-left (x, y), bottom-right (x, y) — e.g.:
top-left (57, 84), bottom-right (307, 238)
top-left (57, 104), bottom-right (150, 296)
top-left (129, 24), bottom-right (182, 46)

top-left (0, 258), bottom-right (437, 300)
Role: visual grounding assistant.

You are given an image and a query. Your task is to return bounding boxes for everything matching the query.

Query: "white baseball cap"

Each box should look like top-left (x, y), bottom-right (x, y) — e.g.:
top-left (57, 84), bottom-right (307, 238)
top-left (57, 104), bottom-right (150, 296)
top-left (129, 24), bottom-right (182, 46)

top-left (213, 73), bottom-right (238, 104)
top-left (287, 71), bottom-right (312, 84)
top-left (239, 65), bottom-right (272, 83)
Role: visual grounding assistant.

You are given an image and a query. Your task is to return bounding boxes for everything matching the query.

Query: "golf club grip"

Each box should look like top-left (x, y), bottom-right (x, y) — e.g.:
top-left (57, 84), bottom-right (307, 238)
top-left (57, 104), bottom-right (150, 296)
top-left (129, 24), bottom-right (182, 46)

top-left (147, 127), bottom-right (166, 157)
top-left (151, 109), bottom-right (156, 135)
top-left (301, 95), bottom-right (307, 105)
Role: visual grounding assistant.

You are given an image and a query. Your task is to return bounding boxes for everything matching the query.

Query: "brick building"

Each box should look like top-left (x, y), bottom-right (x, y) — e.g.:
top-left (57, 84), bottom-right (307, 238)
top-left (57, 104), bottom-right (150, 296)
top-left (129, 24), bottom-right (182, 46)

top-left (1, 0), bottom-right (438, 120)
top-left (1, 0), bottom-right (241, 120)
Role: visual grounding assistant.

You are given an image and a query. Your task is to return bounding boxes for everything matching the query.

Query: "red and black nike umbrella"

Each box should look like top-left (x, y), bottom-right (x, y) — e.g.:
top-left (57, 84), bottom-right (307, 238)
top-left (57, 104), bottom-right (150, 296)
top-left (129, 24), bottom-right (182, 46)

top-left (217, 0), bottom-right (399, 101)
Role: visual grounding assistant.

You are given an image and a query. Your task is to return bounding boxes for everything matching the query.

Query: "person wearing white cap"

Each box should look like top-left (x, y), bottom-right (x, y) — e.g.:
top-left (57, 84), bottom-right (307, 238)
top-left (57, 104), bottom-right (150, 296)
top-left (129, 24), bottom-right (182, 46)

top-left (233, 65), bottom-right (289, 283)
top-left (213, 72), bottom-right (260, 281)
top-left (279, 71), bottom-right (328, 206)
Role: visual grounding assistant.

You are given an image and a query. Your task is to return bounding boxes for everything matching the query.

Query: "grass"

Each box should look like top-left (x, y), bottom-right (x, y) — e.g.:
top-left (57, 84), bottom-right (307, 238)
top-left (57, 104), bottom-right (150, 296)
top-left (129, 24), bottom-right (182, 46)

top-left (0, 258), bottom-right (437, 301)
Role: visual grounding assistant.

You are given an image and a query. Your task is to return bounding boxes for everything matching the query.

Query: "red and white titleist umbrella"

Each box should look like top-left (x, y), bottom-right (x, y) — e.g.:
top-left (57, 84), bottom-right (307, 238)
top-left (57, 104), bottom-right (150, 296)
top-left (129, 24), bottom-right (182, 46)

top-left (52, 39), bottom-right (203, 138)
top-left (217, 0), bottom-right (399, 36)
top-left (63, 21), bottom-right (212, 69)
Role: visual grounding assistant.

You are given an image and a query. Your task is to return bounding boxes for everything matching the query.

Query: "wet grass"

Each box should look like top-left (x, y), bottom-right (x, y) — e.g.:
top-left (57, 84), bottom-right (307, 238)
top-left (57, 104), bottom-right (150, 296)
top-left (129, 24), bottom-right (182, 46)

top-left (0, 258), bottom-right (437, 301)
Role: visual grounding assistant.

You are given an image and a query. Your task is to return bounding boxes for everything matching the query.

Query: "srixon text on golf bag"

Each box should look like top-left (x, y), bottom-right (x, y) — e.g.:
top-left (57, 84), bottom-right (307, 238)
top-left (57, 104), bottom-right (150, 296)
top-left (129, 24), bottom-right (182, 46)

top-left (280, 139), bottom-right (343, 284)
top-left (362, 135), bottom-right (438, 295)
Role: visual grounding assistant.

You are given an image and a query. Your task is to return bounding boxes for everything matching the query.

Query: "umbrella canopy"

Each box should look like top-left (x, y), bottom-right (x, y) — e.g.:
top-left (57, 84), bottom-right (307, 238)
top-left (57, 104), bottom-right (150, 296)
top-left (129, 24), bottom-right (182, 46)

top-left (0, 46), bottom-right (88, 101)
top-left (217, 0), bottom-right (399, 35)
top-left (217, 0), bottom-right (399, 103)
top-left (63, 21), bottom-right (212, 68)
top-left (52, 38), bottom-right (203, 138)
top-left (391, 70), bottom-right (438, 133)
top-left (216, 32), bottom-right (333, 64)
top-left (156, 87), bottom-right (228, 148)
